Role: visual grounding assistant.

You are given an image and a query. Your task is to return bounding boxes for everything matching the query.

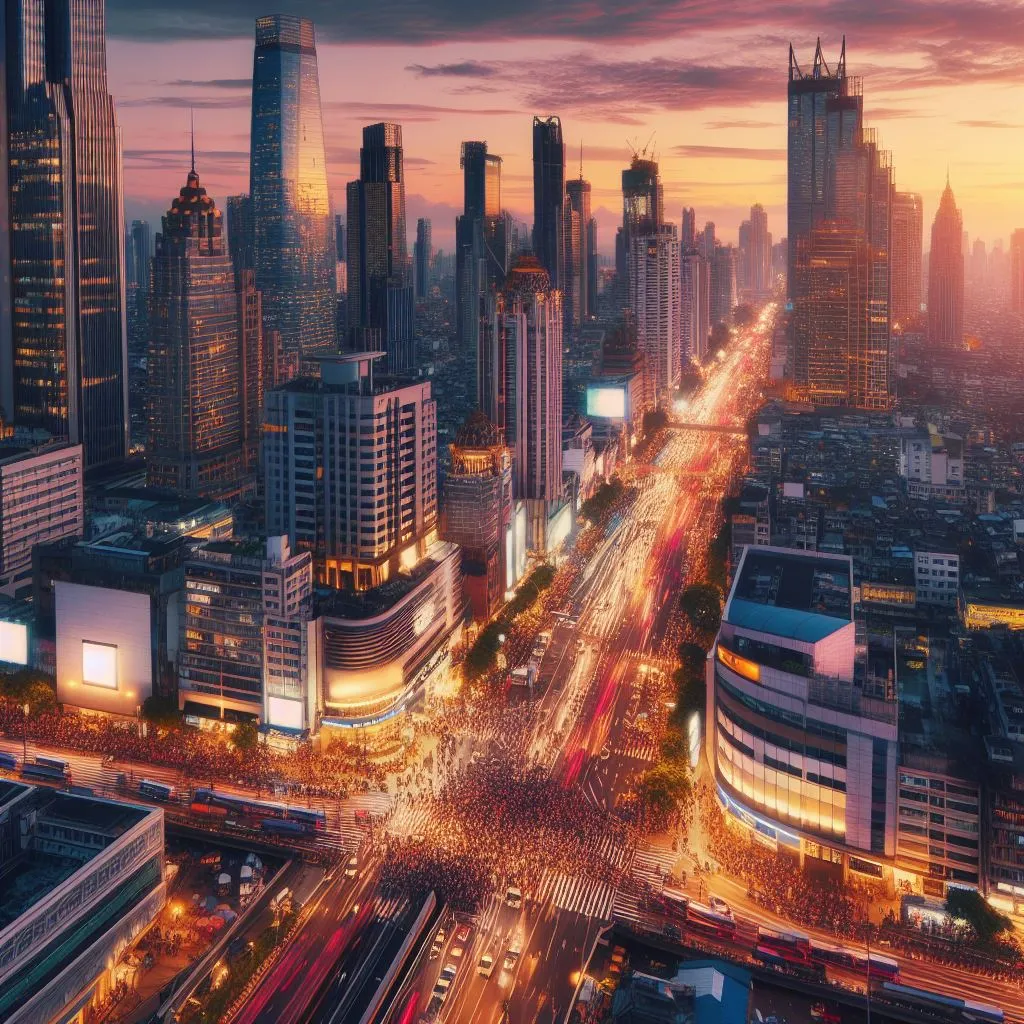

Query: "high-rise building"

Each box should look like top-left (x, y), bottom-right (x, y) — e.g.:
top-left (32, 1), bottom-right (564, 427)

top-left (481, 257), bottom-right (564, 550)
top-left (787, 38), bottom-right (850, 298)
top-left (126, 220), bottom-right (152, 357)
top-left (264, 353), bottom-right (437, 590)
top-left (794, 221), bottom-right (868, 407)
top-left (619, 157), bottom-right (664, 283)
top-left (129, 221), bottom-right (152, 293)
top-left (629, 226), bottom-right (682, 404)
top-left (1011, 229), bottom-right (1024, 314)
top-left (346, 122), bottom-right (414, 373)
top-left (442, 412), bottom-right (513, 621)
top-left (745, 204), bottom-right (773, 297)
top-left (414, 218), bottom-right (432, 299)
top-left (226, 194), bottom-right (255, 277)
top-left (565, 173), bottom-right (595, 326)
top-left (891, 192), bottom-right (923, 326)
top-left (710, 246), bottom-right (739, 325)
top-left (456, 141), bottom-right (508, 369)
top-left (4, 0), bottom-right (128, 466)
top-left (147, 167), bottom-right (258, 500)
top-left (681, 250), bottom-right (711, 364)
top-left (249, 15), bottom-right (336, 370)
top-left (927, 177), bottom-right (965, 351)
top-left (335, 215), bottom-right (345, 267)
top-left (681, 208), bottom-right (697, 250)
top-left (532, 116), bottom-right (565, 290)
top-left (700, 222), bottom-right (716, 259)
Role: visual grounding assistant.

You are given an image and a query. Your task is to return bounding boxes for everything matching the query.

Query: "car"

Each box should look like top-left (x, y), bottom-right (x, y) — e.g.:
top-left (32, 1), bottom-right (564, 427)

top-left (505, 886), bottom-right (523, 909)
top-left (344, 856), bottom-right (358, 878)
top-left (599, 747), bottom-right (611, 761)
top-left (478, 954), bottom-right (495, 978)
top-left (454, 924), bottom-right (471, 944)
top-left (708, 895), bottom-right (732, 917)
top-left (503, 945), bottom-right (521, 972)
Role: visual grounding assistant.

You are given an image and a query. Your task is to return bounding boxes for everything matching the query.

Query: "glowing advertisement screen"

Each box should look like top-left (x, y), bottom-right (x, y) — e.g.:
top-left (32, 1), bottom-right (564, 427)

top-left (585, 385), bottom-right (627, 420)
top-left (0, 622), bottom-right (28, 665)
top-left (82, 640), bottom-right (118, 689)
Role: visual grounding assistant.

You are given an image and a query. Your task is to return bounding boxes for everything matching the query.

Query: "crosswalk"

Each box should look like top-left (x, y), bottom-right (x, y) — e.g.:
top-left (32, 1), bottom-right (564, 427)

top-left (616, 738), bottom-right (659, 763)
top-left (536, 871), bottom-right (616, 920)
top-left (611, 841), bottom-right (678, 924)
top-left (387, 800), bottom-right (433, 839)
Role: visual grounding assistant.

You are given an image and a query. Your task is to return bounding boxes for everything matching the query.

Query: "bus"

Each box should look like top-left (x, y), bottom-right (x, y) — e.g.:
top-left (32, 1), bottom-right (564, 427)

top-left (139, 779), bottom-right (176, 802)
top-left (753, 945), bottom-right (824, 980)
top-left (757, 926), bottom-right (811, 961)
top-left (810, 940), bottom-right (857, 970)
top-left (685, 901), bottom-right (737, 939)
top-left (21, 760), bottom-right (69, 783)
top-left (36, 756), bottom-right (69, 773)
top-left (190, 788), bottom-right (326, 833)
top-left (856, 951), bottom-right (900, 982)
top-left (0, 752), bottom-right (17, 771)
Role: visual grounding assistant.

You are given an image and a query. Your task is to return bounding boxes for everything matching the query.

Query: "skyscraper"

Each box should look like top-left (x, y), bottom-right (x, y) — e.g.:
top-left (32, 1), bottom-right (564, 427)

top-left (532, 117), bottom-right (565, 290)
top-left (794, 222), bottom-right (868, 407)
top-left (629, 226), bottom-right (682, 404)
top-left (227, 194), bottom-right (255, 277)
top-left (927, 177), bottom-right (965, 351)
top-left (681, 250), bottom-right (711, 364)
top-left (346, 122), bottom-right (414, 373)
top-left (264, 353), bottom-right (437, 590)
top-left (619, 157), bottom-right (664, 281)
top-left (147, 166), bottom-right (258, 500)
top-left (249, 15), bottom-right (336, 370)
top-left (681, 208), bottom-right (697, 250)
top-left (129, 221), bottom-right (152, 293)
top-left (127, 220), bottom-right (152, 356)
top-left (414, 218), bottom-right (432, 299)
top-left (710, 246), bottom-right (738, 325)
top-left (1011, 229), bottom-right (1024, 314)
top-left (4, 0), bottom-right (128, 465)
top-left (746, 204), bottom-right (773, 297)
top-left (565, 171), bottom-right (595, 327)
top-left (787, 38), bottom-right (849, 297)
top-left (891, 192), bottom-right (923, 326)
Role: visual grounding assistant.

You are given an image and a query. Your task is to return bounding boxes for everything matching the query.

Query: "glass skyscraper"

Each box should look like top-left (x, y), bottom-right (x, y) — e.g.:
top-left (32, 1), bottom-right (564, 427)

top-left (4, 0), bottom-right (128, 466)
top-left (532, 117), bottom-right (565, 291)
top-left (249, 15), bottom-right (336, 372)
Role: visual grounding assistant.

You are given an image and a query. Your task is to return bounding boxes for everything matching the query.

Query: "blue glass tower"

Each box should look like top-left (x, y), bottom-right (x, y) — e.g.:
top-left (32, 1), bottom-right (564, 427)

top-left (249, 15), bottom-right (336, 371)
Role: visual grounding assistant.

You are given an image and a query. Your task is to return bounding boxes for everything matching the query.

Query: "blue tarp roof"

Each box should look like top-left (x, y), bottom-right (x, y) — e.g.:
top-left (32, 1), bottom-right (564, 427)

top-left (727, 597), bottom-right (848, 643)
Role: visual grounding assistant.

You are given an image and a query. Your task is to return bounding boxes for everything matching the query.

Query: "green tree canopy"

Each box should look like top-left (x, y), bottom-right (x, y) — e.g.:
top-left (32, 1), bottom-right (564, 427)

top-left (680, 583), bottom-right (722, 636)
top-left (230, 719), bottom-right (260, 754)
top-left (141, 694), bottom-right (180, 729)
top-left (946, 888), bottom-right (1013, 946)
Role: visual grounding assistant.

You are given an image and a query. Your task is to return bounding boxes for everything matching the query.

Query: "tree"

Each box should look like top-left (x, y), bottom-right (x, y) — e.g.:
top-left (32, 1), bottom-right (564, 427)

top-left (0, 668), bottom-right (57, 710)
top-left (678, 642), bottom-right (707, 679)
top-left (640, 760), bottom-right (692, 827)
top-left (680, 583), bottom-right (722, 636)
top-left (230, 719), bottom-right (260, 754)
top-left (642, 408), bottom-right (669, 436)
top-left (946, 888), bottom-right (1013, 947)
top-left (141, 694), bottom-right (181, 729)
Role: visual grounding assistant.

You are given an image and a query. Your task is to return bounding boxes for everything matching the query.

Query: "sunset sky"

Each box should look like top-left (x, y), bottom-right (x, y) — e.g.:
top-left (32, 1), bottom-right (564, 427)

top-left (107, 0), bottom-right (1024, 254)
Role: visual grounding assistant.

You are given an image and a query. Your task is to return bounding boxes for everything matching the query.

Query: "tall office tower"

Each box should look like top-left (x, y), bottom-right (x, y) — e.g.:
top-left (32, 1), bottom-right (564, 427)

top-left (681, 250), bottom-right (711, 364)
top-left (969, 238), bottom-right (987, 289)
top-left (249, 15), bottom-right (336, 371)
top-left (4, 0), bottom-right (128, 465)
top-left (335, 215), bottom-right (345, 265)
top-left (927, 177), bottom-right (965, 351)
top-left (737, 219), bottom-right (751, 294)
top-left (346, 122), bottom-right (414, 373)
top-left (442, 411), bottom-right (513, 621)
top-left (414, 218), bottom-right (432, 299)
top-left (565, 172), bottom-right (594, 327)
top-left (147, 167), bottom-right (256, 500)
top-left (532, 116), bottom-right (566, 290)
top-left (481, 257), bottom-right (563, 515)
top-left (891, 192), bottom-right (923, 325)
top-left (619, 156), bottom-right (664, 282)
top-left (788, 38), bottom-right (851, 298)
top-left (710, 246), bottom-right (738, 325)
top-left (699, 222), bottom-right (716, 259)
top-left (746, 204), bottom-right (772, 297)
top-left (794, 222), bottom-right (868, 407)
top-left (629, 226), bottom-right (681, 404)
top-left (129, 221), bottom-right (152, 292)
top-left (681, 208), bottom-right (697, 250)
top-left (126, 220), bottom-right (152, 356)
top-left (456, 141), bottom-right (508, 364)
top-left (264, 353), bottom-right (437, 590)
top-left (227, 194), bottom-right (255, 277)
top-left (1011, 229), bottom-right (1024, 313)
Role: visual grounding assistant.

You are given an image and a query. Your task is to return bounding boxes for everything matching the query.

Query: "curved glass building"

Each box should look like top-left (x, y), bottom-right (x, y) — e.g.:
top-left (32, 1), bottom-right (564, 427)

top-left (249, 15), bottom-right (336, 371)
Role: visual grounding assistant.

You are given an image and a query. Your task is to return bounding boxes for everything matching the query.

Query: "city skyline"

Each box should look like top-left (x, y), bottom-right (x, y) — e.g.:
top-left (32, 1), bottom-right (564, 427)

top-left (106, 8), bottom-right (1024, 250)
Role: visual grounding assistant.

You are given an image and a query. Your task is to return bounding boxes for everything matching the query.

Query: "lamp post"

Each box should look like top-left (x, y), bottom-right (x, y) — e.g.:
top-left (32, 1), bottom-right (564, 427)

top-left (21, 703), bottom-right (29, 765)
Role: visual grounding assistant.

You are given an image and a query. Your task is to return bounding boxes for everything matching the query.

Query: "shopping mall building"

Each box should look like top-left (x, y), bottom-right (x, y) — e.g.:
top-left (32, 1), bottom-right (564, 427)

top-left (707, 546), bottom-right (899, 880)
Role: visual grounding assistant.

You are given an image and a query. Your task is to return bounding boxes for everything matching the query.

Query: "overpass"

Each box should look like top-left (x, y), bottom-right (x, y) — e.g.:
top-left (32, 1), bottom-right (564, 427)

top-left (667, 420), bottom-right (747, 435)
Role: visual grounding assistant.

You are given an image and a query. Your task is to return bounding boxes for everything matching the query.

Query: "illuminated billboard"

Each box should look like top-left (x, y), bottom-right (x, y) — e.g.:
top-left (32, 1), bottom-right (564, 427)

top-left (267, 695), bottom-right (304, 731)
top-left (82, 640), bottom-right (118, 689)
top-left (0, 622), bottom-right (28, 666)
top-left (585, 385), bottom-right (627, 420)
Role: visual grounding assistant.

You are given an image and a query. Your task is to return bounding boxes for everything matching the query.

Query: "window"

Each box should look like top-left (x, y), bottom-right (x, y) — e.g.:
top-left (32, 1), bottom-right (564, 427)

top-left (82, 641), bottom-right (118, 689)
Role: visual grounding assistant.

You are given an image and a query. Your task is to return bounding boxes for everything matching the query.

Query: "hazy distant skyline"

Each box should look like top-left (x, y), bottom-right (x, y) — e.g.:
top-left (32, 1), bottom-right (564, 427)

top-left (108, 0), bottom-right (1024, 251)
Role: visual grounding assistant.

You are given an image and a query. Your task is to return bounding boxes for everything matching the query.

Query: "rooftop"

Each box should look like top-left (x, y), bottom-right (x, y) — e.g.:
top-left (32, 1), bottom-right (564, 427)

top-left (727, 547), bottom-right (853, 642)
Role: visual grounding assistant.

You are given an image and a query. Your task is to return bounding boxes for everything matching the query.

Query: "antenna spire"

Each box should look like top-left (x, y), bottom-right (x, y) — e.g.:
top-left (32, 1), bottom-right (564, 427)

top-left (190, 108), bottom-right (196, 174)
top-left (579, 140), bottom-right (583, 179)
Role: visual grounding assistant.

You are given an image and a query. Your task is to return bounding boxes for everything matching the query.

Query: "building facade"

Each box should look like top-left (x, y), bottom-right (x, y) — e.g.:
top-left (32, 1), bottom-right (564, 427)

top-left (1010, 228), bottom-right (1024, 314)
top-left (708, 546), bottom-right (899, 876)
top-left (414, 217), bottom-right (432, 299)
top-left (4, 0), bottom-right (128, 466)
top-left (892, 192), bottom-right (923, 326)
top-left (927, 178), bottom-right (965, 351)
top-left (346, 122), bottom-right (414, 373)
top-left (532, 117), bottom-right (565, 291)
top-left (0, 443), bottom-right (83, 599)
top-left (147, 167), bottom-right (258, 500)
top-left (249, 15), bottom-right (336, 370)
top-left (264, 353), bottom-right (438, 591)
top-left (681, 250), bottom-right (711, 364)
top-left (629, 227), bottom-right (682, 404)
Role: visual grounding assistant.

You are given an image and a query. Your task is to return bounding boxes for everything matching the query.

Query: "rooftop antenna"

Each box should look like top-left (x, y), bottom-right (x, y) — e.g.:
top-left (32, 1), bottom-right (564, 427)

top-left (579, 140), bottom-right (583, 179)
top-left (190, 108), bottom-right (196, 174)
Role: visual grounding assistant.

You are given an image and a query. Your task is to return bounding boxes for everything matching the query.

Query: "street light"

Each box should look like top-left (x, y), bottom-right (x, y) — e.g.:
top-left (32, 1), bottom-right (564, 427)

top-left (21, 703), bottom-right (29, 765)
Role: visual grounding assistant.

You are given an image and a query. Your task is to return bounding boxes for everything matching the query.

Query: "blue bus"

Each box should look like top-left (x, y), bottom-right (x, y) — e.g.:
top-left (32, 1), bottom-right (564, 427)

top-left (139, 779), bottom-right (176, 802)
top-left (21, 761), bottom-right (68, 783)
top-left (191, 788), bottom-right (326, 833)
top-left (0, 752), bottom-right (17, 771)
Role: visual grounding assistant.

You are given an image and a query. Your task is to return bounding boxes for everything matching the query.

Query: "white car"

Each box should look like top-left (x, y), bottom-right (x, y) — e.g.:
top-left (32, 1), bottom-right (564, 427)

top-left (478, 953), bottom-right (495, 978)
top-left (709, 895), bottom-right (733, 917)
top-left (344, 856), bottom-right (358, 878)
top-left (505, 886), bottom-right (523, 909)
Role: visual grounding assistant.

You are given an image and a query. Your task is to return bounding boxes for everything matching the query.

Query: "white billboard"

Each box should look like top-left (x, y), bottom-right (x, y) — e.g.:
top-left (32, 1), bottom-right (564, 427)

top-left (0, 622), bottom-right (28, 666)
top-left (585, 385), bottom-right (627, 420)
